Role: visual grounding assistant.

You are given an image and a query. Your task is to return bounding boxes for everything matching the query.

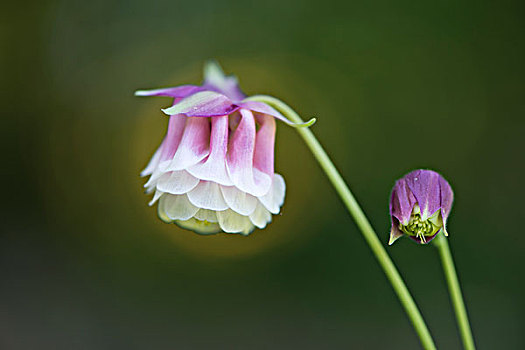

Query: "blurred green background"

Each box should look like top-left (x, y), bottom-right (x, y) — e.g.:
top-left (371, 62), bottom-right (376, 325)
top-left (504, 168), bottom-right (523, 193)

top-left (3, 0), bottom-right (524, 348)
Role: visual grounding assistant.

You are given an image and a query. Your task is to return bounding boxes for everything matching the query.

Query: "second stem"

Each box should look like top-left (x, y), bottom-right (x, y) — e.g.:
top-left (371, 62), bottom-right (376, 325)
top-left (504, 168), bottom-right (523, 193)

top-left (249, 95), bottom-right (436, 350)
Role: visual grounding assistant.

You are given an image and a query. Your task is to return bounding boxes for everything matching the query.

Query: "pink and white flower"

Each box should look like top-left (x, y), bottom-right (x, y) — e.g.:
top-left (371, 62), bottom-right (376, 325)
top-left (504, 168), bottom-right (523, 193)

top-left (136, 62), bottom-right (297, 235)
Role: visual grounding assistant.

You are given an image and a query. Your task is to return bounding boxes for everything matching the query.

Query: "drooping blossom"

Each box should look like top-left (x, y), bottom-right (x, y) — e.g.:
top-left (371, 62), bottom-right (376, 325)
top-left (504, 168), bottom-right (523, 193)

top-left (135, 62), bottom-right (299, 235)
top-left (389, 169), bottom-right (454, 245)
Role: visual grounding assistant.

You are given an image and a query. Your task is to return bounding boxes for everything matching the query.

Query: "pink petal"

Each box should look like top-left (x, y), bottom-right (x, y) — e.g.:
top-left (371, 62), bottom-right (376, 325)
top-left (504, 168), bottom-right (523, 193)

top-left (142, 114), bottom-right (187, 187)
top-left (162, 91), bottom-right (239, 118)
top-left (226, 109), bottom-right (272, 197)
top-left (187, 115), bottom-right (233, 186)
top-left (239, 100), bottom-right (295, 125)
top-left (135, 85), bottom-right (202, 98)
top-left (161, 117), bottom-right (210, 172)
top-left (203, 61), bottom-right (246, 102)
top-left (254, 114), bottom-right (276, 176)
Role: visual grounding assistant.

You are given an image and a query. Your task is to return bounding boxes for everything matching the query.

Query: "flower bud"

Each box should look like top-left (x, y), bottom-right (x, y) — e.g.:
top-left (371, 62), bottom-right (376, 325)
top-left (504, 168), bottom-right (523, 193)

top-left (389, 169), bottom-right (453, 245)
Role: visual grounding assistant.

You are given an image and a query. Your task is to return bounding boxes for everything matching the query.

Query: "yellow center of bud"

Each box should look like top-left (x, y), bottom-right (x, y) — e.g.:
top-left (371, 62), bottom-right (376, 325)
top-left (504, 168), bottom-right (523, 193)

top-left (399, 204), bottom-right (442, 243)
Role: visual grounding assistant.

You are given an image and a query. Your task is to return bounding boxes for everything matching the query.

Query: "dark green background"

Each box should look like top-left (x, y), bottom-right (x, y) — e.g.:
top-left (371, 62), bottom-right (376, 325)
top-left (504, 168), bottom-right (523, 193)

top-left (3, 0), bottom-right (524, 348)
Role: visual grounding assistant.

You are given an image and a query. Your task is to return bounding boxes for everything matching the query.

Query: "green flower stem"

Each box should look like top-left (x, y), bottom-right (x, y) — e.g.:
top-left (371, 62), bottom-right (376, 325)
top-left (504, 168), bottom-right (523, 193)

top-left (247, 95), bottom-right (436, 350)
top-left (434, 234), bottom-right (476, 350)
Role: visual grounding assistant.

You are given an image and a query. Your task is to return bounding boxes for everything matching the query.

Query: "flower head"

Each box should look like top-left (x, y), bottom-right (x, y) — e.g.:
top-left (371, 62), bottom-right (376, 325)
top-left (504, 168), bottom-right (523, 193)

top-left (389, 169), bottom-right (454, 245)
top-left (136, 62), bottom-right (298, 235)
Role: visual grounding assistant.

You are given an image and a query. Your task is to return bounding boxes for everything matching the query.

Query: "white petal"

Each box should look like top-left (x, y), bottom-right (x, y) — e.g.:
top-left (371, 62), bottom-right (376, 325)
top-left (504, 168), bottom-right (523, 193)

top-left (258, 174), bottom-right (286, 214)
top-left (249, 203), bottom-right (272, 229)
top-left (148, 189), bottom-right (164, 206)
top-left (187, 181), bottom-right (228, 211)
top-left (141, 139), bottom-right (164, 177)
top-left (156, 171), bottom-right (199, 195)
top-left (143, 168), bottom-right (167, 191)
top-left (160, 194), bottom-right (199, 220)
top-left (220, 185), bottom-right (257, 216)
top-left (216, 209), bottom-right (255, 235)
top-left (157, 203), bottom-right (173, 223)
top-left (175, 217), bottom-right (221, 235)
top-left (194, 209), bottom-right (218, 223)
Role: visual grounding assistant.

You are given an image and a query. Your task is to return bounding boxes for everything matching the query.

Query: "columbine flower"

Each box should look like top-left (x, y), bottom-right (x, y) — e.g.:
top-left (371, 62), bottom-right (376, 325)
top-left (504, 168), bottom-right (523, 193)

top-left (389, 169), bottom-right (454, 245)
top-left (135, 62), bottom-right (299, 235)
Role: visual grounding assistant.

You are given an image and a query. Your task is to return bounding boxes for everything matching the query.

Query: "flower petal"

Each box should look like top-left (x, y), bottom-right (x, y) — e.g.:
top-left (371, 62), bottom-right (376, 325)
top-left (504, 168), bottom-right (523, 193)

top-left (187, 181), bottom-right (228, 211)
top-left (156, 171), bottom-right (199, 195)
top-left (253, 114), bottom-right (276, 176)
top-left (439, 176), bottom-right (454, 236)
top-left (216, 209), bottom-right (255, 235)
top-left (249, 203), bottom-right (272, 229)
top-left (135, 85), bottom-right (202, 98)
top-left (239, 100), bottom-right (300, 126)
top-left (143, 114), bottom-right (188, 187)
top-left (194, 209), bottom-right (218, 223)
top-left (148, 189), bottom-right (164, 206)
top-left (175, 217), bottom-right (221, 234)
top-left (141, 138), bottom-right (165, 177)
top-left (162, 91), bottom-right (239, 117)
top-left (203, 61), bottom-right (246, 102)
top-left (160, 194), bottom-right (199, 221)
top-left (405, 170), bottom-right (441, 221)
top-left (258, 173), bottom-right (286, 214)
top-left (220, 185), bottom-right (257, 216)
top-left (390, 177), bottom-right (417, 225)
top-left (226, 109), bottom-right (272, 197)
top-left (161, 117), bottom-right (210, 172)
top-left (187, 115), bottom-right (233, 185)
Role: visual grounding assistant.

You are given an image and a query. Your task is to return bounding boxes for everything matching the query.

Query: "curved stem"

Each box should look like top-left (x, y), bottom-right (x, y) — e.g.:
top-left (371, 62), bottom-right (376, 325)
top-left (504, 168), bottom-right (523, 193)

top-left (434, 234), bottom-right (476, 350)
top-left (248, 95), bottom-right (436, 350)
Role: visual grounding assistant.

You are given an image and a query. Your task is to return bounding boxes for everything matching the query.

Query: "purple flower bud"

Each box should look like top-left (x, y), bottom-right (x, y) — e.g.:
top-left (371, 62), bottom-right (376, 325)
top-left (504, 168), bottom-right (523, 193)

top-left (389, 169), bottom-right (454, 245)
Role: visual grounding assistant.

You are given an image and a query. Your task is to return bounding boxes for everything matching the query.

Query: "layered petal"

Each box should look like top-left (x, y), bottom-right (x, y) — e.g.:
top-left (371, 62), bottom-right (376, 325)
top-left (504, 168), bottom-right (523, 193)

top-left (156, 171), bottom-right (199, 195)
top-left (161, 117), bottom-right (210, 172)
top-left (216, 209), bottom-right (255, 235)
top-left (253, 114), bottom-right (276, 176)
top-left (203, 61), bottom-right (246, 102)
top-left (187, 181), bottom-right (229, 211)
top-left (160, 194), bottom-right (199, 221)
top-left (239, 100), bottom-right (297, 126)
top-left (390, 178), bottom-right (417, 225)
top-left (162, 91), bottom-right (239, 118)
top-left (226, 109), bottom-right (272, 197)
top-left (258, 174), bottom-right (286, 214)
top-left (220, 185), bottom-right (258, 216)
top-left (176, 217), bottom-right (221, 234)
top-left (404, 170), bottom-right (441, 221)
top-left (439, 176), bottom-right (454, 236)
top-left (141, 138), bottom-right (165, 177)
top-left (143, 114), bottom-right (187, 188)
top-left (187, 115), bottom-right (233, 185)
top-left (249, 203), bottom-right (272, 229)
top-left (135, 85), bottom-right (202, 98)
